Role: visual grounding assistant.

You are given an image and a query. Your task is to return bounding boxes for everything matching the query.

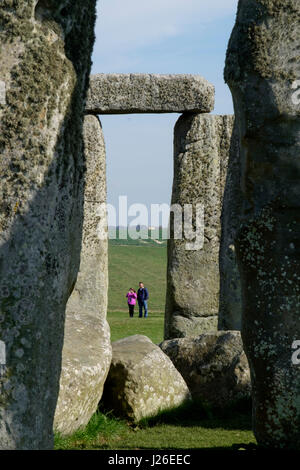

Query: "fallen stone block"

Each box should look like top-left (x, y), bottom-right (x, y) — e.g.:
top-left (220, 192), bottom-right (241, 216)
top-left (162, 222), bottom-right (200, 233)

top-left (160, 331), bottom-right (251, 408)
top-left (102, 335), bottom-right (191, 422)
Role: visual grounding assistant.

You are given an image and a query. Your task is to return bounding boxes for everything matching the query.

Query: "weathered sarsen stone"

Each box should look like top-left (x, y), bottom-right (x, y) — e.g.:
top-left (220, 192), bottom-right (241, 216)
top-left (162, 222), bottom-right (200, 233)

top-left (218, 121), bottom-right (242, 331)
top-left (165, 114), bottom-right (234, 339)
top-left (102, 335), bottom-right (191, 422)
top-left (54, 115), bottom-right (112, 436)
top-left (160, 332), bottom-right (251, 408)
top-left (0, 1), bottom-right (96, 449)
top-left (86, 74), bottom-right (215, 114)
top-left (225, 0), bottom-right (300, 449)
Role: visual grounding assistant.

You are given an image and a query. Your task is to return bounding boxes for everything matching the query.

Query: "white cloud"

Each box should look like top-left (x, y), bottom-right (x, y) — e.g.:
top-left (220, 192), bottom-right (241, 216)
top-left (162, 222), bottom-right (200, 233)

top-left (94, 0), bottom-right (238, 56)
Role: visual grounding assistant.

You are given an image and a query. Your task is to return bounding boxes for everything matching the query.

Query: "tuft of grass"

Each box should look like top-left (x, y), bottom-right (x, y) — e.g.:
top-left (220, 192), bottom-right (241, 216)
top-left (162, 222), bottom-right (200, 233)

top-left (54, 411), bottom-right (128, 450)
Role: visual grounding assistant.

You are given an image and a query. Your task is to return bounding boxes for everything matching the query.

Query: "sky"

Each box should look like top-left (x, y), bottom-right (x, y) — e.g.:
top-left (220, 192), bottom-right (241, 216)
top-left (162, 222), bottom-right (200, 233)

top-left (91, 0), bottom-right (239, 226)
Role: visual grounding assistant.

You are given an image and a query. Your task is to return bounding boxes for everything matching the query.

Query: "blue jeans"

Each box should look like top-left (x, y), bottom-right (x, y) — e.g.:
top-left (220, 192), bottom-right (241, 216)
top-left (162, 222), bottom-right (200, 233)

top-left (139, 300), bottom-right (148, 318)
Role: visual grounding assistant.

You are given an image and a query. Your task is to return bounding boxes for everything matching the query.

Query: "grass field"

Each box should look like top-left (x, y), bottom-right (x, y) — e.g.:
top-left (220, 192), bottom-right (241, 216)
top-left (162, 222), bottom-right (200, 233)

top-left (55, 399), bottom-right (256, 451)
top-left (108, 243), bottom-right (167, 312)
top-left (108, 239), bottom-right (167, 342)
top-left (55, 402), bottom-right (256, 451)
top-left (108, 311), bottom-right (164, 344)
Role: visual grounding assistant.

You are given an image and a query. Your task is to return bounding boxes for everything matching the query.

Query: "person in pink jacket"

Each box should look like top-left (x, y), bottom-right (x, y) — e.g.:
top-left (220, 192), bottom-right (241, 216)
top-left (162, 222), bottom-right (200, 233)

top-left (126, 288), bottom-right (137, 317)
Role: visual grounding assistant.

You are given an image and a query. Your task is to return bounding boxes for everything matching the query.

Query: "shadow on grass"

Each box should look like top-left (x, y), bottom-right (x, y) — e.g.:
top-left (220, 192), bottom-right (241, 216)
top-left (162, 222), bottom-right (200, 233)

top-left (100, 398), bottom-right (253, 432)
top-left (86, 444), bottom-right (259, 452)
top-left (55, 400), bottom-right (256, 451)
top-left (56, 401), bottom-right (299, 452)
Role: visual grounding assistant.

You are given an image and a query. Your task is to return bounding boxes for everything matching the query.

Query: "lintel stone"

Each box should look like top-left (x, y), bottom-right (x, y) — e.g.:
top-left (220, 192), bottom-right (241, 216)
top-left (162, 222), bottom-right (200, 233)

top-left (85, 74), bottom-right (215, 115)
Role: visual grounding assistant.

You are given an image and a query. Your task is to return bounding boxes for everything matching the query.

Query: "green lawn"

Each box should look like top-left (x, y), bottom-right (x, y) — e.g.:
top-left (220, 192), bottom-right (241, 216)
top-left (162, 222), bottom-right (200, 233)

top-left (108, 240), bottom-right (166, 343)
top-left (108, 243), bottom-right (167, 312)
top-left (108, 311), bottom-right (164, 344)
top-left (55, 403), bottom-right (256, 451)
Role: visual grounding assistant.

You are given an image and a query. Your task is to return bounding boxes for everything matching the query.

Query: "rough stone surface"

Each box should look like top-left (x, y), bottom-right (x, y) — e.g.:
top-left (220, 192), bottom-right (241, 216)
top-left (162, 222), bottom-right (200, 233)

top-left (0, 1), bottom-right (96, 449)
top-left (218, 120), bottom-right (243, 331)
top-left (165, 114), bottom-right (234, 340)
top-left (54, 115), bottom-right (112, 436)
top-left (171, 315), bottom-right (219, 339)
top-left (160, 331), bottom-right (251, 408)
top-left (86, 74), bottom-right (215, 115)
top-left (102, 335), bottom-right (191, 422)
top-left (225, 0), bottom-right (300, 449)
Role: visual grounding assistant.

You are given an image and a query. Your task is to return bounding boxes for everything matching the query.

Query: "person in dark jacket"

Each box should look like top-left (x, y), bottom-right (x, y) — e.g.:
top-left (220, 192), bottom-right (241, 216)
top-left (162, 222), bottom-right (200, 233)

top-left (137, 282), bottom-right (149, 318)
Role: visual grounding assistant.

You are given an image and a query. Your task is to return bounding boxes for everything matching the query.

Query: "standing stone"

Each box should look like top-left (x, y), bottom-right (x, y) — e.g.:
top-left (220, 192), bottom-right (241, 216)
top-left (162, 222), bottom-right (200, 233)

top-left (0, 1), bottom-right (96, 449)
top-left (54, 115), bottom-right (112, 436)
top-left (225, 0), bottom-right (300, 449)
top-left (165, 114), bottom-right (234, 339)
top-left (218, 121), bottom-right (243, 331)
